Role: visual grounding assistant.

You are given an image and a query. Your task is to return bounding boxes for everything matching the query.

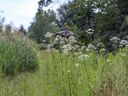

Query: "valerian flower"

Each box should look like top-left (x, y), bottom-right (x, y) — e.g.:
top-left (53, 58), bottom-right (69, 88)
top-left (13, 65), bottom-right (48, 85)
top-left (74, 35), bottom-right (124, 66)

top-left (62, 44), bottom-right (73, 55)
top-left (78, 54), bottom-right (89, 61)
top-left (68, 36), bottom-right (77, 43)
top-left (45, 32), bottom-right (53, 38)
top-left (86, 28), bottom-right (94, 35)
top-left (46, 44), bottom-right (53, 53)
top-left (110, 36), bottom-right (120, 43)
top-left (88, 44), bottom-right (96, 50)
top-left (55, 35), bottom-right (63, 41)
top-left (81, 46), bottom-right (87, 51)
top-left (100, 48), bottom-right (107, 53)
top-left (125, 44), bottom-right (128, 48)
top-left (119, 40), bottom-right (128, 47)
top-left (97, 42), bottom-right (104, 48)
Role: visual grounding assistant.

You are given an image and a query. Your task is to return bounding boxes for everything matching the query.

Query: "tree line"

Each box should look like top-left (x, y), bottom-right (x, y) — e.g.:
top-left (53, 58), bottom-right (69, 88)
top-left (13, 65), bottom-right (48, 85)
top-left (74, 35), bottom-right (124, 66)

top-left (1, 0), bottom-right (128, 51)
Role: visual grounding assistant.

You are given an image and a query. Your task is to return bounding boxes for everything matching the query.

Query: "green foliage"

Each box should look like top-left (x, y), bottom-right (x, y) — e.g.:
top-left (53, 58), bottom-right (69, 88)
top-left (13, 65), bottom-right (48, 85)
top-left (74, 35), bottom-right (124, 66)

top-left (0, 16), bottom-right (4, 32)
top-left (58, 0), bottom-right (94, 30)
top-left (35, 50), bottom-right (128, 95)
top-left (0, 34), bottom-right (39, 77)
top-left (38, 0), bottom-right (52, 8)
top-left (118, 0), bottom-right (128, 15)
top-left (28, 10), bottom-right (59, 43)
top-left (57, 0), bottom-right (96, 44)
top-left (30, 0), bottom-right (128, 49)
top-left (0, 49), bottom-right (127, 95)
top-left (57, 0), bottom-right (127, 48)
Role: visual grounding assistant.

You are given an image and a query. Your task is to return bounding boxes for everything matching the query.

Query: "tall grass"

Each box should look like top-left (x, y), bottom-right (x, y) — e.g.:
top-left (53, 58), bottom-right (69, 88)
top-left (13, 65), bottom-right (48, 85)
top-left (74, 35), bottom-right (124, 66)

top-left (0, 46), bottom-right (127, 95)
top-left (40, 50), bottom-right (127, 96)
top-left (0, 34), bottom-right (39, 77)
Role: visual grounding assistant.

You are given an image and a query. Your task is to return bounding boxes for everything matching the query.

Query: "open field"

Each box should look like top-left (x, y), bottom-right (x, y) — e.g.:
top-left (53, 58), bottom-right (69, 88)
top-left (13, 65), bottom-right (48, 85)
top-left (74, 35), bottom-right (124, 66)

top-left (0, 50), bottom-right (127, 96)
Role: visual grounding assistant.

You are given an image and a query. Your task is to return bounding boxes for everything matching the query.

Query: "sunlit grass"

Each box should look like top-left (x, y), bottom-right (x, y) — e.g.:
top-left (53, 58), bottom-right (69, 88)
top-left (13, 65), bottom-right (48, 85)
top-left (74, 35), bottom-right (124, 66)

top-left (0, 49), bottom-right (127, 96)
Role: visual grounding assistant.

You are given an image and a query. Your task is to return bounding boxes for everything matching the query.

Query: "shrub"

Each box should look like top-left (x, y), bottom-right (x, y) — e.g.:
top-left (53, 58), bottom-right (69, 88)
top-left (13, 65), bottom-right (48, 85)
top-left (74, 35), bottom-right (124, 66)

top-left (0, 34), bottom-right (39, 77)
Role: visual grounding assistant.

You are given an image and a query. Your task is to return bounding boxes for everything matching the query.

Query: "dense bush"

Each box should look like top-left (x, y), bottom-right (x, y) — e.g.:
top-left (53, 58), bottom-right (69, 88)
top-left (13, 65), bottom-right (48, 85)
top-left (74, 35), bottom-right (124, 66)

top-left (0, 34), bottom-right (39, 77)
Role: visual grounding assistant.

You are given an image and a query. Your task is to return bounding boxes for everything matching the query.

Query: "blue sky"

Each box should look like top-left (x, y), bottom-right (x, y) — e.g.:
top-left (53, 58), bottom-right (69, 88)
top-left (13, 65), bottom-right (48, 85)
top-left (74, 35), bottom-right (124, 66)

top-left (0, 0), bottom-right (68, 29)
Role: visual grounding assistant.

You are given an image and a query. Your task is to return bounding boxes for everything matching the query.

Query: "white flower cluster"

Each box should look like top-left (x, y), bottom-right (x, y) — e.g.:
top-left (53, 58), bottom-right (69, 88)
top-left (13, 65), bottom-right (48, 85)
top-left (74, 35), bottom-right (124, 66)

top-left (81, 46), bottom-right (86, 51)
top-left (45, 32), bottom-right (53, 38)
top-left (97, 43), bottom-right (104, 48)
top-left (44, 31), bottom-right (99, 55)
top-left (78, 54), bottom-right (89, 61)
top-left (55, 35), bottom-right (63, 42)
top-left (46, 44), bottom-right (53, 53)
top-left (86, 28), bottom-right (94, 35)
top-left (54, 35), bottom-right (65, 45)
top-left (119, 40), bottom-right (128, 48)
top-left (68, 36), bottom-right (77, 43)
top-left (88, 44), bottom-right (96, 50)
top-left (62, 44), bottom-right (72, 54)
top-left (110, 36), bottom-right (120, 43)
top-left (110, 36), bottom-right (128, 48)
top-left (54, 35), bottom-right (79, 54)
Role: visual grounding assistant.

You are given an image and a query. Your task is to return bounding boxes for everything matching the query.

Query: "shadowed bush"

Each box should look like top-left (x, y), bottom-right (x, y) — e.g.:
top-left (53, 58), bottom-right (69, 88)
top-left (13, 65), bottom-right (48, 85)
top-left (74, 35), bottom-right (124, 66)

top-left (0, 34), bottom-right (39, 77)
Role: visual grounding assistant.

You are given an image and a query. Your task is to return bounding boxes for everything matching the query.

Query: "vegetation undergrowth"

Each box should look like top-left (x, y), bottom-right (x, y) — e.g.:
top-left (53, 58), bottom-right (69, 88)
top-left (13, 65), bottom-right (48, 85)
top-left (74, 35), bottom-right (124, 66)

top-left (41, 50), bottom-right (128, 96)
top-left (0, 48), bottom-right (127, 96)
top-left (0, 34), bottom-right (39, 77)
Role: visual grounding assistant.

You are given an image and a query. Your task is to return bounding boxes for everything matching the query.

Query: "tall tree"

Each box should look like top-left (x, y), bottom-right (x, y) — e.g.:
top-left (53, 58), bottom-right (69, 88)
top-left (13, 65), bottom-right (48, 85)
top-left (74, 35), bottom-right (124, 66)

top-left (117, 0), bottom-right (128, 38)
top-left (118, 0), bottom-right (128, 16)
top-left (28, 10), bottom-right (58, 43)
top-left (38, 0), bottom-right (52, 8)
top-left (57, 0), bottom-right (123, 46)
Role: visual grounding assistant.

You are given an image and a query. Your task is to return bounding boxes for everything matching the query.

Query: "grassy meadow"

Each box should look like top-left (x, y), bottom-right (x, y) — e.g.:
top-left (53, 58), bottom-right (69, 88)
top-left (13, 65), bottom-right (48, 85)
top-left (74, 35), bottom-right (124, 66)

top-left (0, 0), bottom-right (128, 95)
top-left (0, 48), bottom-right (127, 96)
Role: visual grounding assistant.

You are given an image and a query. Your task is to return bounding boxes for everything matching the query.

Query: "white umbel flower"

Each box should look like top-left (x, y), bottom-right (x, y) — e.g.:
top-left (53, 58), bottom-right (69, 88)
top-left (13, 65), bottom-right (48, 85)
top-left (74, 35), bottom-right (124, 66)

top-left (126, 44), bottom-right (128, 48)
top-left (68, 36), bottom-right (77, 43)
top-left (119, 40), bottom-right (128, 47)
top-left (46, 44), bottom-right (52, 53)
top-left (78, 54), bottom-right (89, 61)
top-left (110, 36), bottom-right (120, 42)
top-left (45, 32), bottom-right (53, 38)
top-left (88, 44), bottom-right (96, 50)
top-left (55, 35), bottom-right (63, 42)
top-left (86, 28), bottom-right (94, 35)
top-left (81, 46), bottom-right (86, 51)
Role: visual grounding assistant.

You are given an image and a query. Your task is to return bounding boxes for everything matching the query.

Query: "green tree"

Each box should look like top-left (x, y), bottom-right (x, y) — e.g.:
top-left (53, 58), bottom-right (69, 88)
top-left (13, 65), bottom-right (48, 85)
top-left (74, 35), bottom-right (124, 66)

top-left (118, 0), bottom-right (128, 15)
top-left (28, 10), bottom-right (59, 43)
top-left (37, 0), bottom-right (128, 48)
top-left (117, 0), bottom-right (128, 38)
top-left (0, 16), bottom-right (4, 32)
top-left (57, 0), bottom-right (124, 46)
top-left (57, 0), bottom-right (101, 44)
top-left (38, 0), bottom-right (52, 8)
